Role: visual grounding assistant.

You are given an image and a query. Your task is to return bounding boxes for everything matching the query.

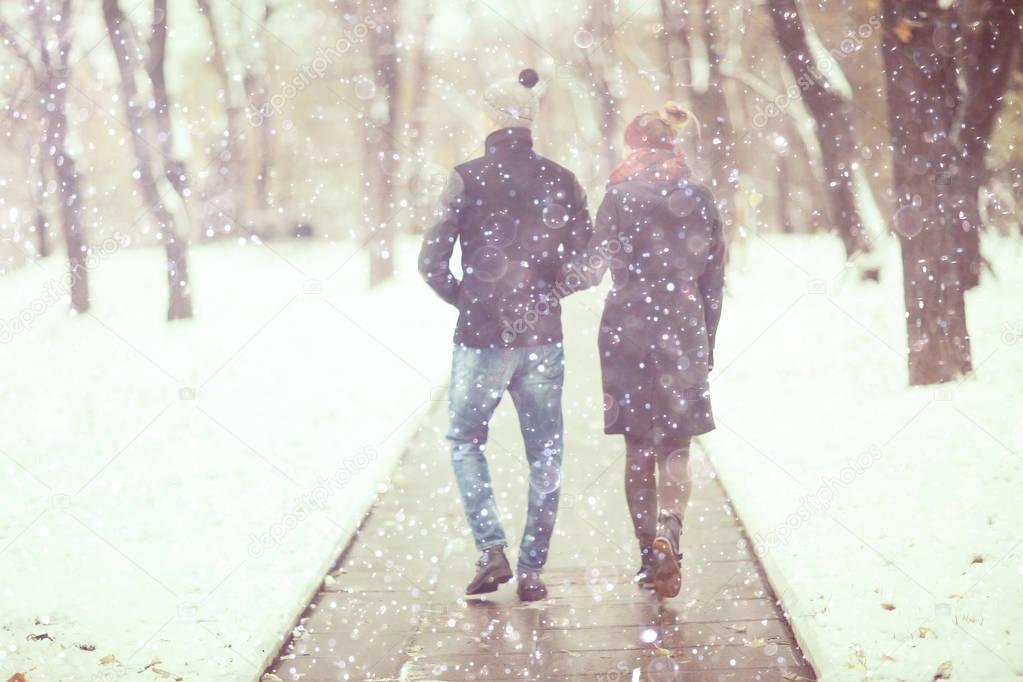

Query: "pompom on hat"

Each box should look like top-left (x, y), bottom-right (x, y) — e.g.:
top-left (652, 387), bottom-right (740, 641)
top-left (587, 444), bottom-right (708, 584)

top-left (484, 68), bottom-right (542, 130)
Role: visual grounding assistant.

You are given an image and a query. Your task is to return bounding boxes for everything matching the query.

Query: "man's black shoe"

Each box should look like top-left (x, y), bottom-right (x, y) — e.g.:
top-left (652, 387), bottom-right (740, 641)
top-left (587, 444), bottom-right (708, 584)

top-left (465, 547), bottom-right (513, 596)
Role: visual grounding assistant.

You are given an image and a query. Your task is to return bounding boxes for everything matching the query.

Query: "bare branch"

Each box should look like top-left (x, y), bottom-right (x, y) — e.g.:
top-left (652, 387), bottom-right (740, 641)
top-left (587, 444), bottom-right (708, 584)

top-left (0, 15), bottom-right (36, 74)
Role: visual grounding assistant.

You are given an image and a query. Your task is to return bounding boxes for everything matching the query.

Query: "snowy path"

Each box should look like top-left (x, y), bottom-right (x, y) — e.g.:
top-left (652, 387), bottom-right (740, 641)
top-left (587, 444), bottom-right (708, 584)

top-left (264, 294), bottom-right (816, 681)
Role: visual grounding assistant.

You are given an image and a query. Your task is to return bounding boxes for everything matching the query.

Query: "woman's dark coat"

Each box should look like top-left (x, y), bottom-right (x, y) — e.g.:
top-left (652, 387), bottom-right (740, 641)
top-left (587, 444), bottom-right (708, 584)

top-left (590, 180), bottom-right (725, 439)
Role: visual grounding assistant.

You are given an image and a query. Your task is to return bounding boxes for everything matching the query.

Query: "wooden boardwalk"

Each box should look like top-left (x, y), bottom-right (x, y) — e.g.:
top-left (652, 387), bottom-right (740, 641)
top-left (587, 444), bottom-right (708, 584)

top-left (265, 305), bottom-right (815, 681)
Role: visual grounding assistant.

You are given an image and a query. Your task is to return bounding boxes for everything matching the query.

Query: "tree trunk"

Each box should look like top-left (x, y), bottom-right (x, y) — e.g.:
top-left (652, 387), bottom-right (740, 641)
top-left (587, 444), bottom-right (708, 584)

top-left (658, 0), bottom-right (675, 90)
top-left (240, 1), bottom-right (275, 237)
top-left (767, 0), bottom-right (869, 259)
top-left (32, 151), bottom-right (51, 258)
top-left (145, 0), bottom-right (189, 200)
top-left (34, 211), bottom-right (50, 258)
top-left (30, 0), bottom-right (89, 312)
top-left (584, 0), bottom-right (619, 178)
top-left (659, 0), bottom-right (703, 112)
top-left (365, 0), bottom-right (400, 285)
top-left (881, 0), bottom-right (972, 385)
top-left (103, 0), bottom-right (193, 320)
top-left (405, 8), bottom-right (434, 233)
top-left (952, 0), bottom-right (1020, 289)
top-left (777, 151), bottom-right (794, 234)
top-left (693, 1), bottom-right (738, 232)
top-left (195, 0), bottom-right (246, 232)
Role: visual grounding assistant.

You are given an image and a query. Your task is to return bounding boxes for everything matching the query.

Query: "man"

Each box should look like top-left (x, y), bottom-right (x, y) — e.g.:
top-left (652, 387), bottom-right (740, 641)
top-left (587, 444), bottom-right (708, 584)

top-left (418, 68), bottom-right (593, 601)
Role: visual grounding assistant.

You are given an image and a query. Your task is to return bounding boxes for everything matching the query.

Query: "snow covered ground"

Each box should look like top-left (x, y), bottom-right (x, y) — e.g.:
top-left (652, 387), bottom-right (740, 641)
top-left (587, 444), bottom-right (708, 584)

top-left (0, 237), bottom-right (454, 681)
top-left (2, 230), bottom-right (1020, 682)
top-left (703, 233), bottom-right (1023, 681)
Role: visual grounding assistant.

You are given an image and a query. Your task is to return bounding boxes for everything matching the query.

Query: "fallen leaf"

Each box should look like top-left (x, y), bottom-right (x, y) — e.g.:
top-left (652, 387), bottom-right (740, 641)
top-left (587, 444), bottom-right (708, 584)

top-left (99, 654), bottom-right (118, 665)
top-left (6, 674), bottom-right (26, 682)
top-left (26, 632), bottom-right (54, 641)
top-left (77, 643), bottom-right (96, 651)
top-left (150, 665), bottom-right (181, 680)
top-left (882, 653), bottom-right (897, 661)
top-left (971, 554), bottom-right (984, 564)
top-left (893, 18), bottom-right (915, 43)
top-left (933, 660), bottom-right (953, 679)
top-left (782, 674), bottom-right (813, 681)
top-left (723, 624), bottom-right (747, 633)
top-left (745, 637), bottom-right (767, 648)
top-left (919, 626), bottom-right (935, 638)
top-left (653, 645), bottom-right (673, 657)
top-left (881, 602), bottom-right (896, 611)
top-left (260, 674), bottom-right (284, 682)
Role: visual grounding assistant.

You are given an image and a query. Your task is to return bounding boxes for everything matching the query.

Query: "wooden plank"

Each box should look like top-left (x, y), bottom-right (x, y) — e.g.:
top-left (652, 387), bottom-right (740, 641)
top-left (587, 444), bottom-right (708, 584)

top-left (264, 340), bottom-right (816, 681)
top-left (298, 592), bottom-right (425, 636)
top-left (403, 644), bottom-right (812, 680)
top-left (537, 598), bottom-right (784, 627)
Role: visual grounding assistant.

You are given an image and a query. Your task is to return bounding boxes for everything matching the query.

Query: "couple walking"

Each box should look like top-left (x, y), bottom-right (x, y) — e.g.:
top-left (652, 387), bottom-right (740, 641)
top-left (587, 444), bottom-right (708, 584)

top-left (418, 68), bottom-right (725, 601)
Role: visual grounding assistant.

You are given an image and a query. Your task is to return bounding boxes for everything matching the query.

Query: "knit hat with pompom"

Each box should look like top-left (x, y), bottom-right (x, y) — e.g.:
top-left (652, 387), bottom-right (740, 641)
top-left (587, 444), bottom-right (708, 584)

top-left (484, 68), bottom-right (541, 130)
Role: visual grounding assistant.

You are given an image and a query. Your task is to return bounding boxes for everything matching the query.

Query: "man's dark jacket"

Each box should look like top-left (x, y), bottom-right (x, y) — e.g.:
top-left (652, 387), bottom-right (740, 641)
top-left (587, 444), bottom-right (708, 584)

top-left (418, 127), bottom-right (593, 348)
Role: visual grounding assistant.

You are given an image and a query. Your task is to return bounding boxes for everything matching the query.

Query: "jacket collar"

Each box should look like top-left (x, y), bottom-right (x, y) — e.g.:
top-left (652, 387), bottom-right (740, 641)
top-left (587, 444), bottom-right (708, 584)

top-left (485, 127), bottom-right (534, 156)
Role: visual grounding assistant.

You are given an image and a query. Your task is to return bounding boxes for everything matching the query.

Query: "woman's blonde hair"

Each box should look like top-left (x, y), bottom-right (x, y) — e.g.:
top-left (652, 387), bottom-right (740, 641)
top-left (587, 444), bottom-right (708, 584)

top-left (659, 101), bottom-right (700, 140)
top-left (625, 101), bottom-right (699, 149)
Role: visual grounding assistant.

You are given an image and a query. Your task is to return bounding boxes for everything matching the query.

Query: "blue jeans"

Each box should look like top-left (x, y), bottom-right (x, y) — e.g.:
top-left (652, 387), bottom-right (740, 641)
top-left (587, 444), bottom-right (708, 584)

top-left (447, 342), bottom-right (565, 572)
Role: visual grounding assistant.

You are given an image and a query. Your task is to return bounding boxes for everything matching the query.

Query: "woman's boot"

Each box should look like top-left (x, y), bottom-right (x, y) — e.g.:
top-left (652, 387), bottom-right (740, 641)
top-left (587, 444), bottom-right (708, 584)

top-left (634, 543), bottom-right (656, 590)
top-left (651, 512), bottom-right (682, 598)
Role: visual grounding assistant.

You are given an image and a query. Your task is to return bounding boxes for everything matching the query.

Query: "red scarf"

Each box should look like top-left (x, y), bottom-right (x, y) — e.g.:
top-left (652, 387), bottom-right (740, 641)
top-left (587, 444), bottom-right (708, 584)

top-left (608, 148), bottom-right (689, 186)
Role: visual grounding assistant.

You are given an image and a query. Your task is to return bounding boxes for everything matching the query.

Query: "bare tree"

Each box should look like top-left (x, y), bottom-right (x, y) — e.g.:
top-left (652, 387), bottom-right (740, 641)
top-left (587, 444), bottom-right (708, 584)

top-left (364, 0), bottom-right (400, 285)
top-left (881, 0), bottom-right (971, 385)
top-left (103, 0), bottom-right (193, 319)
top-left (952, 0), bottom-right (1020, 288)
top-left (583, 0), bottom-right (620, 178)
top-left (239, 0), bottom-right (275, 238)
top-left (404, 7), bottom-right (435, 232)
top-left (145, 0), bottom-right (190, 201)
top-left (657, 1), bottom-right (738, 232)
top-left (693, 0), bottom-right (738, 232)
top-left (195, 0), bottom-right (247, 234)
top-left (657, 0), bottom-right (682, 93)
top-left (19, 0), bottom-right (89, 312)
top-left (767, 0), bottom-right (870, 260)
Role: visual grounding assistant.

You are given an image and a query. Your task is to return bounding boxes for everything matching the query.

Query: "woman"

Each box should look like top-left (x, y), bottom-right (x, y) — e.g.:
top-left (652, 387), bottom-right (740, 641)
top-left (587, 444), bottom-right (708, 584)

top-left (590, 103), bottom-right (725, 598)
